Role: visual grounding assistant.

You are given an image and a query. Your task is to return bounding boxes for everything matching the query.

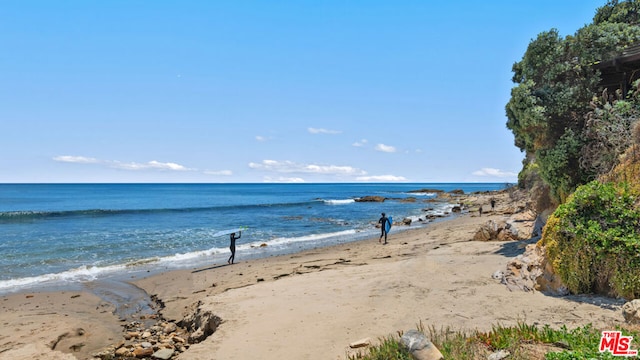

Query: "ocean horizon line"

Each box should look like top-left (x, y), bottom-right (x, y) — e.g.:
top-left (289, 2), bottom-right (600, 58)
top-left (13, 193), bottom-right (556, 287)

top-left (0, 181), bottom-right (514, 185)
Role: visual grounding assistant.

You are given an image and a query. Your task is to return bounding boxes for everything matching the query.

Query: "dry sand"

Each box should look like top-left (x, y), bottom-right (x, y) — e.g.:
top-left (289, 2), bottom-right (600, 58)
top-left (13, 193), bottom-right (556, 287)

top-left (0, 192), bottom-right (627, 359)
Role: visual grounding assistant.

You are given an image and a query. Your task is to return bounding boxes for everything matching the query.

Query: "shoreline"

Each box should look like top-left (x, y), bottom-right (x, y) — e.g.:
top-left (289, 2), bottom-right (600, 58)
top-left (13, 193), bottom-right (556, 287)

top-left (0, 191), bottom-right (627, 360)
top-left (0, 201), bottom-right (447, 297)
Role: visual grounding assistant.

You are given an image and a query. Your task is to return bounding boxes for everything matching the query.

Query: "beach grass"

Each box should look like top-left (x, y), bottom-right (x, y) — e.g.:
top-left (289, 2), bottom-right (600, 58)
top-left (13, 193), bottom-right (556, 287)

top-left (347, 321), bottom-right (640, 360)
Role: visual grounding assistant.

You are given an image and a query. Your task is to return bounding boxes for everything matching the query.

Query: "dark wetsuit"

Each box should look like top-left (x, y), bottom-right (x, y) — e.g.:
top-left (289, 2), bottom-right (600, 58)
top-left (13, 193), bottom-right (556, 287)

top-left (378, 215), bottom-right (390, 244)
top-left (228, 231), bottom-right (241, 264)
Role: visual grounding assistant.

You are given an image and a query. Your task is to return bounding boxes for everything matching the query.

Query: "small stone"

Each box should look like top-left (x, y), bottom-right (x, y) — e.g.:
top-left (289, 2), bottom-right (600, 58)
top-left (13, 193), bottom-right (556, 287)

top-left (163, 323), bottom-right (177, 334)
top-left (400, 329), bottom-right (443, 360)
top-left (133, 347), bottom-right (154, 358)
top-left (159, 343), bottom-right (175, 349)
top-left (349, 338), bottom-right (371, 348)
top-left (172, 336), bottom-right (186, 343)
top-left (152, 348), bottom-right (175, 360)
top-left (92, 346), bottom-right (116, 358)
top-left (115, 347), bottom-right (131, 356)
top-left (623, 299), bottom-right (640, 324)
top-left (488, 349), bottom-right (511, 360)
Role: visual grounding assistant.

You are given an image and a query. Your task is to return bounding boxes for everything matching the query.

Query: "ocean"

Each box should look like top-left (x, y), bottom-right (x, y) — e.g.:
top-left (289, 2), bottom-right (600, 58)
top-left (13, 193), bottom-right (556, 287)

top-left (0, 183), bottom-right (506, 294)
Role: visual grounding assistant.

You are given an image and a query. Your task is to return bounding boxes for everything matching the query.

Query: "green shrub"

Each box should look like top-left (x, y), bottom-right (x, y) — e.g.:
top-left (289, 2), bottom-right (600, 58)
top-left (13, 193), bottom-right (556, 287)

top-left (347, 334), bottom-right (413, 360)
top-left (348, 322), bottom-right (639, 360)
top-left (540, 180), bottom-right (640, 298)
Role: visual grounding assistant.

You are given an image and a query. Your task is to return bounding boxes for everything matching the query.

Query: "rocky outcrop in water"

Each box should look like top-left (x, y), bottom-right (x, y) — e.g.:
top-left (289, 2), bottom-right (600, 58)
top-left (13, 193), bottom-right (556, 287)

top-left (355, 196), bottom-right (386, 202)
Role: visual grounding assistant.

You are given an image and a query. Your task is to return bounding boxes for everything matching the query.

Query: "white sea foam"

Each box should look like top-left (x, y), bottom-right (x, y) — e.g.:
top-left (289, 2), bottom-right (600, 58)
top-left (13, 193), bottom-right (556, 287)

top-left (240, 229), bottom-right (358, 249)
top-left (0, 264), bottom-right (126, 292)
top-left (407, 192), bottom-right (437, 197)
top-left (323, 199), bottom-right (355, 205)
top-left (156, 247), bottom-right (225, 264)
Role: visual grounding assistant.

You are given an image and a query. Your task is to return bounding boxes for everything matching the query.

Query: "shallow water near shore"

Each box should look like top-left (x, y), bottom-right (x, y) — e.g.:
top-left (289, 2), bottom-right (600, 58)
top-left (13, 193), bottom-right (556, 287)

top-left (0, 183), bottom-right (507, 295)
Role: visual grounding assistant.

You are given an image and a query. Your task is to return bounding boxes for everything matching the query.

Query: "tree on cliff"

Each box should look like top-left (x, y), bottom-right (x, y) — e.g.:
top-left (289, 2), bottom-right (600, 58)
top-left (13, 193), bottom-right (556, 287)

top-left (512, 0), bottom-right (640, 300)
top-left (506, 0), bottom-right (640, 204)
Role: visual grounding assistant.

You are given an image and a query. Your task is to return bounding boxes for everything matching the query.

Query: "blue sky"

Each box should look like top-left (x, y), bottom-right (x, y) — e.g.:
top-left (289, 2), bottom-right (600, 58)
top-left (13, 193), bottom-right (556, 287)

top-left (0, 0), bottom-right (606, 183)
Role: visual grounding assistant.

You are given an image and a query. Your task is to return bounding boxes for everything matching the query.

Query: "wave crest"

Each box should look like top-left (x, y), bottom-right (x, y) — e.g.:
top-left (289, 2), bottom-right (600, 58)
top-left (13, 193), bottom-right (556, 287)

top-left (323, 199), bottom-right (355, 205)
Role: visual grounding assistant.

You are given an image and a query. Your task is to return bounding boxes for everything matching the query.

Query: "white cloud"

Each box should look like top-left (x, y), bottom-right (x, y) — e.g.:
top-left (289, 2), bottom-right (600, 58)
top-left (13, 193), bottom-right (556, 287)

top-left (375, 144), bottom-right (397, 153)
top-left (472, 167), bottom-right (518, 178)
top-left (255, 135), bottom-right (268, 142)
top-left (54, 155), bottom-right (193, 172)
top-left (112, 160), bottom-right (191, 171)
top-left (352, 139), bottom-right (368, 147)
top-left (308, 127), bottom-right (341, 135)
top-left (263, 176), bottom-right (306, 183)
top-left (249, 159), bottom-right (366, 175)
top-left (356, 175), bottom-right (407, 182)
top-left (204, 170), bottom-right (233, 176)
top-left (53, 155), bottom-right (99, 164)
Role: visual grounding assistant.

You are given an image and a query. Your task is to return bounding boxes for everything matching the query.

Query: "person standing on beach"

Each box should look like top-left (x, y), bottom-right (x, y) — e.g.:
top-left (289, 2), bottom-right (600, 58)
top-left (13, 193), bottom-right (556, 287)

top-left (378, 213), bottom-right (390, 244)
top-left (228, 231), bottom-right (241, 264)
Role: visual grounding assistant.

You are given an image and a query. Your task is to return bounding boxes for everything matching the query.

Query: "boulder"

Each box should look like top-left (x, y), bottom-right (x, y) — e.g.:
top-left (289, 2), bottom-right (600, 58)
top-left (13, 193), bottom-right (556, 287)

top-left (180, 308), bottom-right (222, 344)
top-left (163, 322), bottom-right (177, 334)
top-left (499, 244), bottom-right (569, 295)
top-left (473, 220), bottom-right (500, 241)
top-left (511, 209), bottom-right (537, 222)
top-left (496, 222), bottom-right (520, 241)
top-left (402, 218), bottom-right (412, 225)
top-left (473, 219), bottom-right (529, 242)
top-left (411, 188), bottom-right (444, 194)
top-left (400, 329), bottom-right (443, 360)
top-left (622, 300), bottom-right (640, 324)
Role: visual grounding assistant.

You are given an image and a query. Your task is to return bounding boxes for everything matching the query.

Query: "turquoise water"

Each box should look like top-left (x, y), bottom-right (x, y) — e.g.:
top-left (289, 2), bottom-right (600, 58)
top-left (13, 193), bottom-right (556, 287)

top-left (0, 183), bottom-right (507, 293)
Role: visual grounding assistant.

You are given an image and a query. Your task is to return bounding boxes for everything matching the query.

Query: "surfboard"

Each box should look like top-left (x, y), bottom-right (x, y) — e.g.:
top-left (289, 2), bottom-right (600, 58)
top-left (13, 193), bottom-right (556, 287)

top-left (213, 226), bottom-right (248, 237)
top-left (385, 216), bottom-right (392, 232)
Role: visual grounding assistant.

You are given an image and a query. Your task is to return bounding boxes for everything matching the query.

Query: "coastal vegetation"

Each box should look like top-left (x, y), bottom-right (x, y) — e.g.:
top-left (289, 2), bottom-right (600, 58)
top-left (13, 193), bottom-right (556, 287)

top-left (506, 0), bottom-right (640, 204)
top-left (541, 180), bottom-right (640, 299)
top-left (349, 322), bottom-right (639, 359)
top-left (508, 0), bottom-right (640, 300)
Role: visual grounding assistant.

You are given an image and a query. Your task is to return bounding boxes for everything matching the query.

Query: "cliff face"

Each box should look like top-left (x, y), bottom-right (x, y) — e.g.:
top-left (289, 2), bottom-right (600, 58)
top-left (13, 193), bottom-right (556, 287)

top-left (534, 133), bottom-right (640, 299)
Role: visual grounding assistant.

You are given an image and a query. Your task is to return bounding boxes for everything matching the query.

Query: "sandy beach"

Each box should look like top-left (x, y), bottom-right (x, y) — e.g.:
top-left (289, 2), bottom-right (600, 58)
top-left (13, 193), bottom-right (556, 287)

top-left (0, 191), bottom-right (628, 360)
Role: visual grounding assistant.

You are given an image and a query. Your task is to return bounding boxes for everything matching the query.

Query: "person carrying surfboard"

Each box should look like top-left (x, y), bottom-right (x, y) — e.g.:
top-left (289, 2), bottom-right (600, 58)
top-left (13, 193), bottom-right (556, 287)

top-left (228, 231), bottom-right (241, 264)
top-left (378, 213), bottom-right (391, 244)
